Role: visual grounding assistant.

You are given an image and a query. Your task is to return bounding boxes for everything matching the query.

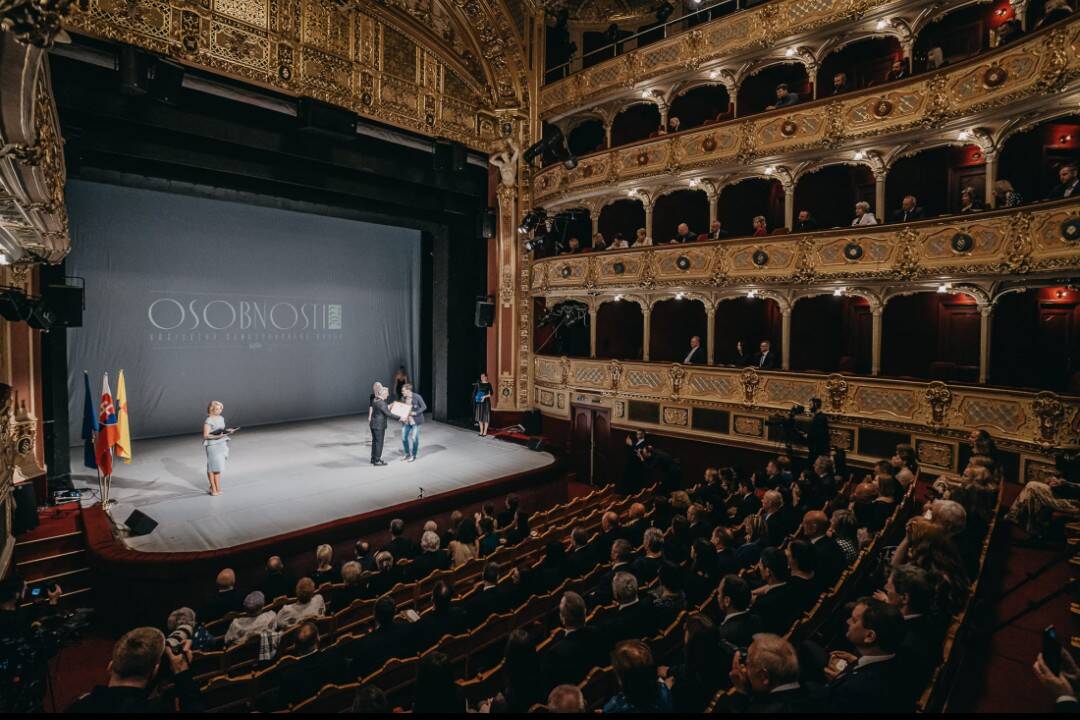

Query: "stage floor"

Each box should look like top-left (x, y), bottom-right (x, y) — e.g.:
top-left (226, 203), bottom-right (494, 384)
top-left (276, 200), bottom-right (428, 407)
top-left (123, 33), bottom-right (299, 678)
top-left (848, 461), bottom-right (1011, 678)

top-left (70, 417), bottom-right (555, 553)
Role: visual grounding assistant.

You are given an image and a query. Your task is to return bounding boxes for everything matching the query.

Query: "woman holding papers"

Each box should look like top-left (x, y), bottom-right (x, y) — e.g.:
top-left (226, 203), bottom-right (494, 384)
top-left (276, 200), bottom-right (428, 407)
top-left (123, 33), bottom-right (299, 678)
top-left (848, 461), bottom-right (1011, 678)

top-left (203, 400), bottom-right (235, 495)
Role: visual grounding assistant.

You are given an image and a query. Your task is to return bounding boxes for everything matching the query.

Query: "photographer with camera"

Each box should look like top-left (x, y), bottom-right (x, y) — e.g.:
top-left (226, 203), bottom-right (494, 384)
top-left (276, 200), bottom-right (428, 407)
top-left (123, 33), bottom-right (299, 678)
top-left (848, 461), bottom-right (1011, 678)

top-left (67, 626), bottom-right (205, 712)
top-left (0, 577), bottom-right (65, 712)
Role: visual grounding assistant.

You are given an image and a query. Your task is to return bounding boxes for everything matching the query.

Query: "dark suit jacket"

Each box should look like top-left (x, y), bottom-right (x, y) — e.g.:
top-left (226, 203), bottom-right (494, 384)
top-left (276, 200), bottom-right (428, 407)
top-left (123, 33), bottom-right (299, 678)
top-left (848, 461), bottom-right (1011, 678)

top-left (717, 611), bottom-right (764, 649)
top-left (622, 519), bottom-right (648, 550)
top-left (274, 650), bottom-right (336, 710)
top-left (369, 398), bottom-right (395, 430)
top-left (342, 620), bottom-right (414, 679)
top-left (204, 588), bottom-right (244, 621)
top-left (541, 626), bottom-right (607, 687)
top-left (567, 546), bottom-right (597, 579)
top-left (406, 392), bottom-right (427, 425)
top-left (683, 345), bottom-right (707, 365)
top-left (464, 585), bottom-right (512, 626)
top-left (793, 219), bottom-right (819, 233)
top-left (366, 566), bottom-right (405, 597)
top-left (731, 684), bottom-right (822, 713)
top-left (764, 507), bottom-right (796, 548)
top-left (731, 492), bottom-right (762, 525)
top-left (601, 599), bottom-right (660, 645)
top-left (827, 657), bottom-right (915, 713)
top-left (406, 549), bottom-right (452, 581)
top-left (672, 232), bottom-right (697, 243)
top-left (754, 351), bottom-right (778, 370)
top-left (410, 605), bottom-right (468, 652)
top-left (892, 207), bottom-right (926, 223)
top-left (810, 536), bottom-right (847, 589)
top-left (590, 562), bottom-right (636, 607)
top-left (631, 554), bottom-right (665, 585)
top-left (383, 536), bottom-right (418, 561)
top-left (751, 583), bottom-right (802, 635)
top-left (1049, 179), bottom-right (1079, 199)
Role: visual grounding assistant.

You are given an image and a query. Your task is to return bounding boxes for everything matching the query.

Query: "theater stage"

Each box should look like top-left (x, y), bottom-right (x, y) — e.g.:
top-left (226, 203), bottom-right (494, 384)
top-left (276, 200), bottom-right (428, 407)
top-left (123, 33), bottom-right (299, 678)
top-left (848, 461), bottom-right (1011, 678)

top-left (70, 417), bottom-right (555, 553)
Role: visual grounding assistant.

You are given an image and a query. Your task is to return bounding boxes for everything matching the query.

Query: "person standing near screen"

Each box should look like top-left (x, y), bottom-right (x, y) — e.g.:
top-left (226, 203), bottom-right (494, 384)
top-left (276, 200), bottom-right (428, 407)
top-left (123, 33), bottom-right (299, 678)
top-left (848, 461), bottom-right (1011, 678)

top-left (392, 366), bottom-right (409, 401)
top-left (203, 401), bottom-right (234, 496)
top-left (473, 373), bottom-right (493, 437)
top-left (369, 383), bottom-right (395, 466)
top-left (400, 384), bottom-right (427, 462)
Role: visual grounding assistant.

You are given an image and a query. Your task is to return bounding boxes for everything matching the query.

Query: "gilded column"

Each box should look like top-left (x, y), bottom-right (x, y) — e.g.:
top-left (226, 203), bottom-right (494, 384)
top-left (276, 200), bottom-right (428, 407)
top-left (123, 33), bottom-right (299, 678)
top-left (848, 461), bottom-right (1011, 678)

top-left (706, 305), bottom-right (716, 365)
top-left (783, 182), bottom-right (795, 231)
top-left (984, 151), bottom-right (998, 208)
top-left (643, 303), bottom-right (652, 362)
top-left (871, 305), bottom-right (883, 376)
top-left (874, 170), bottom-right (887, 222)
top-left (781, 306), bottom-right (792, 371)
top-left (707, 186), bottom-right (719, 226)
top-left (589, 302), bottom-right (598, 358)
top-left (495, 183), bottom-right (522, 409)
top-left (979, 304), bottom-right (993, 385)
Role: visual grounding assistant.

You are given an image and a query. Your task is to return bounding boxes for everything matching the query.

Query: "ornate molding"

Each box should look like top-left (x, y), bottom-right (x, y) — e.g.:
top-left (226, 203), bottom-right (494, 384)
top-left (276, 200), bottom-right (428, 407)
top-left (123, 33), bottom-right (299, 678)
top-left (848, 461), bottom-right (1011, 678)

top-left (0, 0), bottom-right (78, 48)
top-left (532, 356), bottom-right (1080, 453)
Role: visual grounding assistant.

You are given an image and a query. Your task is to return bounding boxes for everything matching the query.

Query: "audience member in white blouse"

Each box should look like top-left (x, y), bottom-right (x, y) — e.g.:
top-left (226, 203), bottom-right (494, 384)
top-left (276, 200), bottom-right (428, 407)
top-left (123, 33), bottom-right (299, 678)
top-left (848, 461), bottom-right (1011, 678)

top-left (275, 577), bottom-right (326, 630)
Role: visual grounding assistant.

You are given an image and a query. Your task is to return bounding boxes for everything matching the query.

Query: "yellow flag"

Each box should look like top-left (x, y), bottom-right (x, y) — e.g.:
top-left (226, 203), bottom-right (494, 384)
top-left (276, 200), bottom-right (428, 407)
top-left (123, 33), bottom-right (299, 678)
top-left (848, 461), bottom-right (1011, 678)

top-left (116, 369), bottom-right (132, 463)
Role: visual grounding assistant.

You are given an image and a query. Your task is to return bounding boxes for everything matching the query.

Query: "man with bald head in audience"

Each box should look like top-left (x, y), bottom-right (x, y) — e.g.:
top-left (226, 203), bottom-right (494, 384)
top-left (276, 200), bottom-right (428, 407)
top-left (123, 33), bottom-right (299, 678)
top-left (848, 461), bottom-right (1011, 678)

top-left (802, 510), bottom-right (847, 589)
top-left (205, 568), bottom-right (243, 621)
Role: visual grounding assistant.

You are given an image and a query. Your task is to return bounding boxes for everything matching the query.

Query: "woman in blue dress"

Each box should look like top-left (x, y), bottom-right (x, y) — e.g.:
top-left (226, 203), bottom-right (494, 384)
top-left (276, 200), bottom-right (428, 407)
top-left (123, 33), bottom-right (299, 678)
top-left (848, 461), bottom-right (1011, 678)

top-left (203, 401), bottom-right (233, 496)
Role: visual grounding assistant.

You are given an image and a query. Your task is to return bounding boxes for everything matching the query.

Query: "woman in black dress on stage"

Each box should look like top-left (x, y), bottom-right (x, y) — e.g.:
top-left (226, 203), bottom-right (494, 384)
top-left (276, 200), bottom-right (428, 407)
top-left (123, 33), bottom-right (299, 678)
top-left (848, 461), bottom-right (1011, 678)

top-left (473, 372), bottom-right (493, 436)
top-left (393, 366), bottom-right (409, 401)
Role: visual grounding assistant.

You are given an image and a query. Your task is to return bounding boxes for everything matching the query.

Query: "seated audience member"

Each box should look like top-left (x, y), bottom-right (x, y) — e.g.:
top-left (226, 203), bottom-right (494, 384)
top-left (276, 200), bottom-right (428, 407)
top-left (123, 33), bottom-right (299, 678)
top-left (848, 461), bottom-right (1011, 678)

top-left (995, 17), bottom-right (1023, 45)
top-left (752, 215), bottom-right (769, 236)
top-left (478, 516), bottom-right (501, 556)
top-left (517, 540), bottom-right (568, 597)
top-left (274, 622), bottom-right (332, 710)
top-left (729, 633), bottom-right (817, 712)
top-left (762, 490), bottom-right (795, 547)
top-left (875, 564), bottom-right (946, 691)
top-left (891, 443), bottom-right (918, 487)
top-left (542, 591), bottom-right (606, 687)
top-left (852, 200), bottom-right (878, 225)
top-left (205, 568), bottom-right (244, 621)
top-left (1006, 466), bottom-right (1080, 541)
top-left (753, 339), bottom-right (778, 370)
top-left (685, 539), bottom-right (721, 605)
top-left (650, 561), bottom-right (688, 627)
top-left (311, 544), bottom-right (340, 586)
top-left (603, 640), bottom-right (673, 713)
top-left (993, 178), bottom-right (1023, 207)
top-left (886, 58), bottom-right (909, 82)
top-left (793, 210), bottom-right (819, 232)
top-left (926, 46), bottom-right (945, 69)
top-left (354, 540), bottom-right (377, 572)
top-left (683, 334), bottom-right (706, 365)
top-left (1036, 0), bottom-right (1073, 28)
top-left (596, 510), bottom-right (625, 560)
top-left (850, 480), bottom-right (880, 532)
top-left (802, 510), bottom-right (847, 589)
top-left (601, 572), bottom-right (658, 644)
top-left (668, 116), bottom-right (682, 133)
top-left (261, 556), bottom-right (294, 602)
top-left (623, 502), bottom-right (648, 548)
top-left (1048, 163), bottom-right (1079, 199)
top-left (225, 591), bottom-right (277, 647)
top-left (634, 227), bottom-right (653, 246)
top-left (562, 236), bottom-right (583, 254)
top-left (729, 475), bottom-right (763, 525)
top-left (830, 71), bottom-right (850, 95)
top-left (631, 528), bottom-right (667, 584)
top-left (567, 525), bottom-right (597, 578)
top-left (275, 577), bottom-right (325, 630)
top-left (610, 232), bottom-right (631, 249)
top-left (408, 530), bottom-right (452, 581)
top-left (504, 508), bottom-right (532, 546)
top-left (166, 607), bottom-right (214, 652)
top-left (351, 686), bottom-right (389, 713)
top-left (716, 574), bottom-right (763, 648)
top-left (66, 627), bottom-right (204, 712)
top-left (825, 598), bottom-right (915, 712)
top-left (712, 526), bottom-right (740, 577)
top-left (410, 581), bottom-right (467, 653)
top-left (891, 517), bottom-right (969, 615)
top-left (367, 550), bottom-right (404, 597)
top-left (333, 561), bottom-right (367, 608)
top-left (751, 547), bottom-right (800, 634)
top-left (412, 651), bottom-right (465, 713)
top-left (766, 83), bottom-right (799, 110)
top-left (440, 510), bottom-right (462, 547)
top-left (465, 562), bottom-right (512, 625)
top-left (785, 540), bottom-right (819, 612)
top-left (485, 630), bottom-right (547, 713)
top-left (829, 509), bottom-right (860, 563)
top-left (590, 232), bottom-right (608, 251)
top-left (448, 515), bottom-right (479, 567)
top-left (547, 684), bottom-right (587, 713)
top-left (736, 513), bottom-right (770, 568)
top-left (343, 595), bottom-right (412, 678)
top-left (871, 474), bottom-right (903, 529)
top-left (959, 186), bottom-right (984, 213)
top-left (671, 222), bottom-right (696, 244)
top-left (1032, 645), bottom-right (1080, 712)
top-left (496, 495), bottom-right (519, 529)
top-left (687, 503), bottom-right (712, 541)
top-left (892, 194), bottom-right (925, 223)
top-left (592, 539), bottom-right (637, 606)
top-left (705, 219), bottom-right (729, 241)
top-left (383, 518), bottom-right (417, 561)
top-left (662, 613), bottom-right (724, 712)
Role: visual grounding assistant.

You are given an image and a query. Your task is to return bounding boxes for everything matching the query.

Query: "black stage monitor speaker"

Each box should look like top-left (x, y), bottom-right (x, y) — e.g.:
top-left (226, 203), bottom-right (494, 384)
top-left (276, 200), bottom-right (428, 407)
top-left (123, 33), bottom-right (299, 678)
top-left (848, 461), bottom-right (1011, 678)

top-left (25, 299), bottom-right (55, 331)
top-left (0, 290), bottom-right (26, 322)
top-left (124, 509), bottom-right (159, 536)
top-left (47, 284), bottom-right (84, 327)
top-left (481, 208), bottom-right (497, 239)
top-left (119, 46), bottom-right (150, 96)
top-left (12, 482), bottom-right (39, 536)
top-left (474, 299), bottom-right (495, 327)
top-left (298, 98), bottom-right (357, 137)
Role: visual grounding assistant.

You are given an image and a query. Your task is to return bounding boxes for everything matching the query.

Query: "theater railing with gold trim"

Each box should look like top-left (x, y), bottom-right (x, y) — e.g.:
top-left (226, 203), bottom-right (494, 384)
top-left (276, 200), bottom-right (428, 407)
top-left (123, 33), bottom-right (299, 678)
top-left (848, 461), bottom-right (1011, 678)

top-left (532, 356), bottom-right (1080, 461)
top-left (532, 17), bottom-right (1080, 205)
top-left (528, 200), bottom-right (1080, 293)
top-left (539, 0), bottom-right (916, 117)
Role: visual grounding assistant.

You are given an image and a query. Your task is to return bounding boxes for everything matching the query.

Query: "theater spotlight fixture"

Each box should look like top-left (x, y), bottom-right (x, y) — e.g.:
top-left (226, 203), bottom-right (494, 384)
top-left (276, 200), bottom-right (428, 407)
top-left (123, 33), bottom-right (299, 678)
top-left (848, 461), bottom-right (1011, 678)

top-left (518, 208), bottom-right (546, 235)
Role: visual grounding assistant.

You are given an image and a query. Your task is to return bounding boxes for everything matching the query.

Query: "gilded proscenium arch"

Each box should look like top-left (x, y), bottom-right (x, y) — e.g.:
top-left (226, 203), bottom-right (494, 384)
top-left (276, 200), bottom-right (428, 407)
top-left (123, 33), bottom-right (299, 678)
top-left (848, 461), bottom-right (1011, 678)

top-left (531, 357), bottom-right (1080, 453)
top-left (530, 17), bottom-right (1080, 203)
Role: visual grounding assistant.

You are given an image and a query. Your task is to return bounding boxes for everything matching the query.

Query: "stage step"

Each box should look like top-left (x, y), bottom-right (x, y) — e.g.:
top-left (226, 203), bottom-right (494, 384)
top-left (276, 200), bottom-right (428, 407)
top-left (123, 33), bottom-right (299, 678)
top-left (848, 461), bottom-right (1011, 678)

top-left (14, 530), bottom-right (86, 562)
top-left (15, 548), bottom-right (87, 578)
top-left (13, 507), bottom-right (95, 610)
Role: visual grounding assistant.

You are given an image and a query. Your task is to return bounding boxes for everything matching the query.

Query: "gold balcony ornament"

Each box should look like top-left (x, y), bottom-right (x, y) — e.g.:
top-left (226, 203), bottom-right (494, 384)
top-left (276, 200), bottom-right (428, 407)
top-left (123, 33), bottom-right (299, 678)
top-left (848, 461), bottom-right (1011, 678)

top-left (872, 98), bottom-right (894, 119)
top-left (780, 120), bottom-right (798, 137)
top-left (669, 364), bottom-right (686, 400)
top-left (825, 374), bottom-right (849, 413)
top-left (741, 367), bottom-right (760, 406)
top-left (950, 232), bottom-right (975, 254)
top-left (1061, 217), bottom-right (1080, 243)
top-left (751, 249), bottom-right (769, 267)
top-left (1032, 391), bottom-right (1066, 447)
top-left (0, 0), bottom-right (78, 48)
top-left (982, 64), bottom-right (1008, 89)
top-left (676, 255), bottom-right (692, 271)
top-left (559, 356), bottom-right (571, 386)
top-left (924, 381), bottom-right (953, 426)
top-left (843, 241), bottom-right (864, 262)
top-left (0, 141), bottom-right (44, 166)
top-left (609, 360), bottom-right (623, 392)
top-left (702, 135), bottom-right (717, 153)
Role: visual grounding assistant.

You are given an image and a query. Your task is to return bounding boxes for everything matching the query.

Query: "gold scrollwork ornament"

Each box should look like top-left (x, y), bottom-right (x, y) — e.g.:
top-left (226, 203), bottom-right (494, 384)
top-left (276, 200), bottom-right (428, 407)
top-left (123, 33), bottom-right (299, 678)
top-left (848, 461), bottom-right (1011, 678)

top-left (1032, 391), bottom-right (1066, 447)
top-left (824, 374), bottom-right (849, 412)
top-left (925, 381), bottom-right (953, 426)
top-left (669, 364), bottom-right (686, 400)
top-left (741, 367), bottom-right (760, 406)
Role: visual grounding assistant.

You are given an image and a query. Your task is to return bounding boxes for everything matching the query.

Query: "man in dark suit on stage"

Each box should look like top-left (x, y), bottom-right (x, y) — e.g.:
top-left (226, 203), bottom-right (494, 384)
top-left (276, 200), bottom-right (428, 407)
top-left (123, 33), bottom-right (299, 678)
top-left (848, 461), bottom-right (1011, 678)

top-left (369, 383), bottom-right (395, 466)
top-left (754, 340), bottom-right (778, 370)
top-left (683, 335), bottom-right (706, 365)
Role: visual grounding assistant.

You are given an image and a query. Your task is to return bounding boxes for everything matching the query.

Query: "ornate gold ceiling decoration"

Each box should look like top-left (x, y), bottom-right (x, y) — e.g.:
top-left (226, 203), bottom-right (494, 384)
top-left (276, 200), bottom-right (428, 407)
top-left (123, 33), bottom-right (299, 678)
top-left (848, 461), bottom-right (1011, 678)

top-left (539, 0), bottom-right (659, 25)
top-left (63, 0), bottom-right (530, 149)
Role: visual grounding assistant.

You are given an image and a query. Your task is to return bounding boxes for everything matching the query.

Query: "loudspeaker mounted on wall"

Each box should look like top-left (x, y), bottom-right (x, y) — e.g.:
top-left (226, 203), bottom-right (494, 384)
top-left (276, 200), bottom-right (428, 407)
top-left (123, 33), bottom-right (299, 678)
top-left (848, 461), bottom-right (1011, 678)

top-left (474, 299), bottom-right (495, 328)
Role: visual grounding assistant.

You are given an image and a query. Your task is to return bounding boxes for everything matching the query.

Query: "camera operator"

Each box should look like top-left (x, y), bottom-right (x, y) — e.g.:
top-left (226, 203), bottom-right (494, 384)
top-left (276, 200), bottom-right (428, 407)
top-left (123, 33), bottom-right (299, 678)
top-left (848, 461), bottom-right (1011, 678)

top-left (807, 397), bottom-right (830, 464)
top-left (67, 627), bottom-right (205, 712)
top-left (0, 577), bottom-right (64, 713)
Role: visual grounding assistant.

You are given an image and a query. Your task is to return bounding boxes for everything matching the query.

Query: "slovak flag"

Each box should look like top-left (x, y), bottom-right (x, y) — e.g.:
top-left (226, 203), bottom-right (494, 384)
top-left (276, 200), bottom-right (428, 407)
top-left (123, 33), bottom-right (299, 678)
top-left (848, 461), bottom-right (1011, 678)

top-left (95, 372), bottom-right (119, 476)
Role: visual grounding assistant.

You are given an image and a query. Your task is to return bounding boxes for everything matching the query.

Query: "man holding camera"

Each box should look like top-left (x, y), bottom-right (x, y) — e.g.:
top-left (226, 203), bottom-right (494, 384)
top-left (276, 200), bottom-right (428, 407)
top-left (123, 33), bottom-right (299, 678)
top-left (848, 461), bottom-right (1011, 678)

top-left (67, 626), bottom-right (204, 712)
top-left (0, 578), bottom-right (65, 712)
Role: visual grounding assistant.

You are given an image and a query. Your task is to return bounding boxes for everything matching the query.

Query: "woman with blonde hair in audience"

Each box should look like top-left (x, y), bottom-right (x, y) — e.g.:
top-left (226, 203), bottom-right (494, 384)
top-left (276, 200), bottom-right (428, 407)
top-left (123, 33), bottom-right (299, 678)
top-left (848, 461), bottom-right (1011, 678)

top-left (310, 543), bottom-right (339, 586)
top-left (900, 517), bottom-right (969, 614)
top-left (634, 227), bottom-right (652, 246)
top-left (752, 215), bottom-right (769, 236)
top-left (851, 201), bottom-right (878, 226)
top-left (736, 513), bottom-right (769, 568)
top-left (828, 508), bottom-right (859, 562)
top-left (448, 515), bottom-right (479, 567)
top-left (993, 179), bottom-right (1023, 207)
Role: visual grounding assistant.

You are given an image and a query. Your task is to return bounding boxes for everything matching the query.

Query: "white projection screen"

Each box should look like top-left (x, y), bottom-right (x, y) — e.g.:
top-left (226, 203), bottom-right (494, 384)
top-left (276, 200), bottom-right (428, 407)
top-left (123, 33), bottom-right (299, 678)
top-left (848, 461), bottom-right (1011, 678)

top-left (65, 180), bottom-right (422, 440)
